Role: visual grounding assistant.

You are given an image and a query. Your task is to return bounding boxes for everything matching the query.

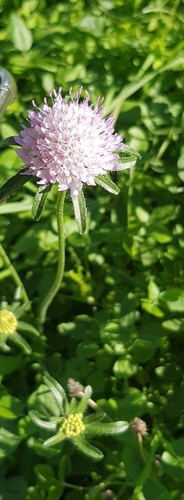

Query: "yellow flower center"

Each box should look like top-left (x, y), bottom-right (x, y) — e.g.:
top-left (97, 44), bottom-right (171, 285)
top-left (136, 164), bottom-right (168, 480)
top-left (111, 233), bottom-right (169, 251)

top-left (0, 310), bottom-right (17, 335)
top-left (60, 412), bottom-right (85, 437)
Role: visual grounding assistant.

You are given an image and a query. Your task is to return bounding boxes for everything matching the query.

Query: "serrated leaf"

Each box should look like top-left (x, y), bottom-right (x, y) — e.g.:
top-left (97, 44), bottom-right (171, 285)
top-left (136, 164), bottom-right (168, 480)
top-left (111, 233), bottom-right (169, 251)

top-left (72, 190), bottom-right (87, 234)
top-left (32, 184), bottom-right (52, 221)
top-left (74, 435), bottom-right (104, 460)
top-left (10, 14), bottom-right (33, 52)
top-left (0, 171), bottom-right (33, 203)
top-left (95, 175), bottom-right (119, 195)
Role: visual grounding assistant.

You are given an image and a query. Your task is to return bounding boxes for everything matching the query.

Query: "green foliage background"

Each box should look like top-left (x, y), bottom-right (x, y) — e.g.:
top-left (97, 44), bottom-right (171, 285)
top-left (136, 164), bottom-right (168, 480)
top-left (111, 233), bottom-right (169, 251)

top-left (0, 0), bottom-right (184, 499)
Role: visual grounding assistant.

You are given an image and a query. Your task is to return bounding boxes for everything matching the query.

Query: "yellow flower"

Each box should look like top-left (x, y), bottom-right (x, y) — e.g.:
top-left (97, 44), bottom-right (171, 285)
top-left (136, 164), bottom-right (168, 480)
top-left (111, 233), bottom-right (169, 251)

top-left (60, 412), bottom-right (85, 438)
top-left (0, 310), bottom-right (18, 336)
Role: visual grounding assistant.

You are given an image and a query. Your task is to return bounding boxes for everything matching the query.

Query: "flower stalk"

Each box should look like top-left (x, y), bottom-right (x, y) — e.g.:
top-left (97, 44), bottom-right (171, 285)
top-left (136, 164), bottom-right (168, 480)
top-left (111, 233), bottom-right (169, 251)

top-left (38, 190), bottom-right (66, 328)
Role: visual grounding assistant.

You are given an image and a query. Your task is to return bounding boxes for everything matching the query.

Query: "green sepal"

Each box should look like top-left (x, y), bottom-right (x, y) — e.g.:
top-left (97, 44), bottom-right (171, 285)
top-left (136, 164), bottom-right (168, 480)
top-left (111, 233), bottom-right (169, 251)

top-left (72, 190), bottom-right (87, 234)
top-left (116, 145), bottom-right (141, 169)
top-left (95, 175), bottom-right (120, 195)
top-left (32, 184), bottom-right (52, 221)
top-left (29, 410), bottom-right (57, 431)
top-left (119, 144), bottom-right (141, 159)
top-left (74, 435), bottom-right (104, 460)
top-left (0, 171), bottom-right (33, 203)
top-left (85, 420), bottom-right (129, 437)
top-left (43, 430), bottom-right (65, 448)
top-left (0, 136), bottom-right (17, 149)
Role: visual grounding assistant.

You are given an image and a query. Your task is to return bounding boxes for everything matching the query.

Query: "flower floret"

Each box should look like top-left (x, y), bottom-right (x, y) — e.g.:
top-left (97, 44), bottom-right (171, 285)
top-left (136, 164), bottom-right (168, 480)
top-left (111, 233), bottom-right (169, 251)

top-left (14, 88), bottom-right (126, 197)
top-left (0, 310), bottom-right (17, 335)
top-left (60, 412), bottom-right (85, 437)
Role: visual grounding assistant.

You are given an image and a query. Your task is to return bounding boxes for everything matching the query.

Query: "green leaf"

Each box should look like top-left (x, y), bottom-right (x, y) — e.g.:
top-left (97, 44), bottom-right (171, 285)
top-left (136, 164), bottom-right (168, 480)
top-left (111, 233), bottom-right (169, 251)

top-left (0, 394), bottom-right (23, 419)
top-left (32, 184), bottom-right (52, 221)
top-left (143, 477), bottom-right (173, 500)
top-left (0, 172), bottom-right (33, 203)
top-left (77, 385), bottom-right (93, 413)
top-left (0, 355), bottom-right (26, 375)
top-left (29, 437), bottom-right (61, 458)
top-left (72, 190), bottom-right (87, 234)
top-left (58, 455), bottom-right (71, 482)
top-left (0, 428), bottom-right (21, 458)
top-left (17, 321), bottom-right (40, 338)
top-left (159, 288), bottom-right (184, 312)
top-left (47, 481), bottom-right (64, 500)
top-left (43, 431), bottom-right (65, 447)
top-left (29, 410), bottom-right (57, 431)
top-left (162, 318), bottom-right (184, 333)
top-left (0, 136), bottom-right (17, 149)
top-left (28, 384), bottom-right (61, 419)
top-left (0, 200), bottom-right (32, 215)
top-left (85, 420), bottom-right (129, 437)
top-left (34, 464), bottom-right (54, 490)
top-left (43, 374), bottom-right (67, 411)
top-left (10, 13), bottom-right (33, 52)
top-left (113, 357), bottom-right (137, 378)
top-left (74, 435), bottom-right (104, 460)
top-left (2, 475), bottom-right (27, 500)
top-left (95, 175), bottom-right (119, 195)
top-left (11, 332), bottom-right (32, 355)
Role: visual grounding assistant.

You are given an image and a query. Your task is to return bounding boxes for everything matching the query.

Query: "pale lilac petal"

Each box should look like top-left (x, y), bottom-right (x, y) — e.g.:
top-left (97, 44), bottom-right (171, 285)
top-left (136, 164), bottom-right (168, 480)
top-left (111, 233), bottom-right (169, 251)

top-left (14, 88), bottom-right (127, 197)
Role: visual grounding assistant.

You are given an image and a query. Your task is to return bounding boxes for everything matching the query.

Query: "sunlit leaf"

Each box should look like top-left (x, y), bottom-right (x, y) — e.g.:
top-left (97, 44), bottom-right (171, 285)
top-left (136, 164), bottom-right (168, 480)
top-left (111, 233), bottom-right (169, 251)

top-left (10, 13), bottom-right (33, 52)
top-left (74, 435), bottom-right (104, 460)
top-left (29, 410), bottom-right (57, 431)
top-left (85, 420), bottom-right (129, 436)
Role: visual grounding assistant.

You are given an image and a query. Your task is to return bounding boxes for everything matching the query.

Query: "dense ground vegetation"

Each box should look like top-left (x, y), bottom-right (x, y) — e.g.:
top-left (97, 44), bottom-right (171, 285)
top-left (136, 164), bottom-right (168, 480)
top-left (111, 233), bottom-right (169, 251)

top-left (0, 0), bottom-right (184, 499)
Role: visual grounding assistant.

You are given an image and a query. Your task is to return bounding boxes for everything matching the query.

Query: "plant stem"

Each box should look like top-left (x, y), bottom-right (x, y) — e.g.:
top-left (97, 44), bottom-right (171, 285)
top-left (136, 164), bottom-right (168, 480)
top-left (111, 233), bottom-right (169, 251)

top-left (38, 190), bottom-right (66, 328)
top-left (0, 243), bottom-right (31, 310)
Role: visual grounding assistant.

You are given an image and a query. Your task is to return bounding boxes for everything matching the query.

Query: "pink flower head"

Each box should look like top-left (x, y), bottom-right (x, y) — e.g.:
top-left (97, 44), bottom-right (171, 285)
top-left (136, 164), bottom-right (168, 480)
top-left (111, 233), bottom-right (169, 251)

top-left (15, 87), bottom-right (125, 197)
